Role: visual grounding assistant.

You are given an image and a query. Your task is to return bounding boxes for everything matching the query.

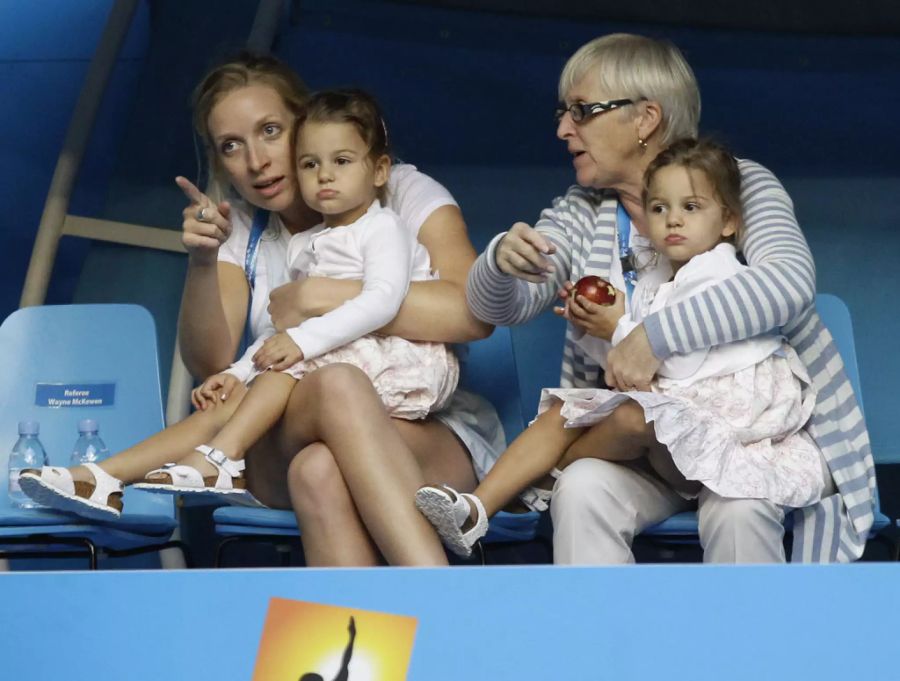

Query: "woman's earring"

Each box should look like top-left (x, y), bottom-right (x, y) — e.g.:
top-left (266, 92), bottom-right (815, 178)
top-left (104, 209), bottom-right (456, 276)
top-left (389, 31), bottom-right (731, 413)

top-left (638, 137), bottom-right (648, 153)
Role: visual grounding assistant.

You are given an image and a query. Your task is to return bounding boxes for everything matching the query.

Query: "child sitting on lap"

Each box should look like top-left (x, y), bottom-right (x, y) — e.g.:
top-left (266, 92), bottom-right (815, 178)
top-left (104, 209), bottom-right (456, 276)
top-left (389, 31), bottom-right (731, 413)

top-left (416, 138), bottom-right (823, 558)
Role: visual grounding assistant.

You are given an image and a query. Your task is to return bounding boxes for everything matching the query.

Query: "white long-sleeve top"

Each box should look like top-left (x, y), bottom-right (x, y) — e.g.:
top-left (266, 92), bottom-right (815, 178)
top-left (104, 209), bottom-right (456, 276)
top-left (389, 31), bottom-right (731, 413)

top-left (227, 200), bottom-right (432, 381)
top-left (607, 243), bottom-right (783, 384)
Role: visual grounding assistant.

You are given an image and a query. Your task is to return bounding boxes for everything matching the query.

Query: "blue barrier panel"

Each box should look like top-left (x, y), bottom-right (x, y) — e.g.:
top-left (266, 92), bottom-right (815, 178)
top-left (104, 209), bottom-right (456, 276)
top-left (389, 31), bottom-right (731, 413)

top-left (1, 563), bottom-right (899, 679)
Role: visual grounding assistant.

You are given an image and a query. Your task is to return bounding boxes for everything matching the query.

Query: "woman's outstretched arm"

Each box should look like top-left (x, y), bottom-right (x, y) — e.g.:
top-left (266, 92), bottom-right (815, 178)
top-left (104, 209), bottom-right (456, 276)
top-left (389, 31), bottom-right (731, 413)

top-left (175, 176), bottom-right (249, 378)
top-left (179, 261), bottom-right (248, 378)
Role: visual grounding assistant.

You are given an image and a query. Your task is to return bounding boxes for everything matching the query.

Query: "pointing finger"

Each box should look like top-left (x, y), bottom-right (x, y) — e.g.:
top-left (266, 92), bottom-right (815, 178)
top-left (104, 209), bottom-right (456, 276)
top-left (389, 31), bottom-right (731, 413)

top-left (175, 176), bottom-right (209, 206)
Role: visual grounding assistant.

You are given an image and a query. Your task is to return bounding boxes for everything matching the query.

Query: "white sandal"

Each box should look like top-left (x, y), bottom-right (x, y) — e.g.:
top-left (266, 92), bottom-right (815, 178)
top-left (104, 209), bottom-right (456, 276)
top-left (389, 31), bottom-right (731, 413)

top-left (18, 463), bottom-right (124, 521)
top-left (518, 486), bottom-right (553, 512)
top-left (132, 445), bottom-right (265, 507)
top-left (415, 484), bottom-right (488, 558)
top-left (518, 467), bottom-right (563, 512)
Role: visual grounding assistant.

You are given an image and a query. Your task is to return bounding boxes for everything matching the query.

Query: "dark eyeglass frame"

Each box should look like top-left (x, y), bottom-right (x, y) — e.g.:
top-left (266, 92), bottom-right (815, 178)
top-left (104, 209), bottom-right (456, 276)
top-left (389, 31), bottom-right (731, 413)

top-left (554, 98), bottom-right (644, 123)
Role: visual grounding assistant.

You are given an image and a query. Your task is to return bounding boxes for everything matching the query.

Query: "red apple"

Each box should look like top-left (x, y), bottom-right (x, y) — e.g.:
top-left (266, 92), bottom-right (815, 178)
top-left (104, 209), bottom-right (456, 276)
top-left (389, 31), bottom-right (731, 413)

top-left (574, 275), bottom-right (616, 306)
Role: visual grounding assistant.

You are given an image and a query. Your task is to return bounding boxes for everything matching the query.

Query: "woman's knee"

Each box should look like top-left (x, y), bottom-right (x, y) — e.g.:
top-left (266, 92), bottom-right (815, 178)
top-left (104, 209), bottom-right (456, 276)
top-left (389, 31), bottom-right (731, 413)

top-left (286, 444), bottom-right (350, 515)
top-left (302, 364), bottom-right (373, 401)
top-left (277, 364), bottom-right (376, 445)
top-left (697, 492), bottom-right (784, 536)
top-left (553, 458), bottom-right (623, 509)
top-left (697, 491), bottom-right (785, 562)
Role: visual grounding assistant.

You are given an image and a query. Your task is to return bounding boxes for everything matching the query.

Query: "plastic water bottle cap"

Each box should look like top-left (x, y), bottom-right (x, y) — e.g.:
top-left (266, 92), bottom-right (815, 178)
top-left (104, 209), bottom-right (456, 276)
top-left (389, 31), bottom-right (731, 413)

top-left (78, 418), bottom-right (98, 433)
top-left (18, 420), bottom-right (39, 435)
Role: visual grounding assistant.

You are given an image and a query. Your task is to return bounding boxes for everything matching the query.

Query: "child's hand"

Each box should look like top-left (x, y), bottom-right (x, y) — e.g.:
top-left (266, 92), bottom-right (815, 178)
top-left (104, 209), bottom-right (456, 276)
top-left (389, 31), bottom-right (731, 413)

top-left (192, 372), bottom-right (240, 411)
top-left (254, 332), bottom-right (304, 371)
top-left (554, 281), bottom-right (625, 340)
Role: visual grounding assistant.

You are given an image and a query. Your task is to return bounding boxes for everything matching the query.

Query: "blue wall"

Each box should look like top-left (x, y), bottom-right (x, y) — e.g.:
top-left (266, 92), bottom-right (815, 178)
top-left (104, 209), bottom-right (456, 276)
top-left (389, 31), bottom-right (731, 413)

top-left (3, 0), bottom-right (900, 467)
top-left (0, 0), bottom-right (149, 310)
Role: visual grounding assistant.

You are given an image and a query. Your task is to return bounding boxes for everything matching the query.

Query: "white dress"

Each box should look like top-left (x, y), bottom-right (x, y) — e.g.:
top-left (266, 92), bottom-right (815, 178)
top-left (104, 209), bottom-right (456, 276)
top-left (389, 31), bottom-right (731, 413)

top-left (217, 164), bottom-right (503, 479)
top-left (540, 244), bottom-right (826, 508)
top-left (226, 201), bottom-right (458, 420)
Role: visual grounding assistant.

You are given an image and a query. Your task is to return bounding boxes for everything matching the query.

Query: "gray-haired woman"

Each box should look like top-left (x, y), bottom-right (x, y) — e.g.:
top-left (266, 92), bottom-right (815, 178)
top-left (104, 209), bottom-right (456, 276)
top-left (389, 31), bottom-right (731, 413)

top-left (466, 33), bottom-right (875, 563)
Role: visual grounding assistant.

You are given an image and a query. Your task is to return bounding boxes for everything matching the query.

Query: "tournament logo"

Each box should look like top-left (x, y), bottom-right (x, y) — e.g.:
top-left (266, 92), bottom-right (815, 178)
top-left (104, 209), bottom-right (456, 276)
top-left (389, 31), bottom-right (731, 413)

top-left (253, 598), bottom-right (418, 680)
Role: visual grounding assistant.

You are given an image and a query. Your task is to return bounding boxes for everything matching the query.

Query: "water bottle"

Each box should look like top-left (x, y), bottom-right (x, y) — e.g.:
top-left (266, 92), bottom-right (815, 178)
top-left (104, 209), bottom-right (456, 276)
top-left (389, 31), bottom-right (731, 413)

top-left (8, 420), bottom-right (49, 508)
top-left (70, 419), bottom-right (110, 466)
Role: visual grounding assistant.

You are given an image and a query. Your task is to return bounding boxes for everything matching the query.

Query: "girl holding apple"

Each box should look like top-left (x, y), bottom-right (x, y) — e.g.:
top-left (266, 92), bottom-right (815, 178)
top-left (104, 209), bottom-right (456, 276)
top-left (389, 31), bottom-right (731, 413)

top-left (416, 138), bottom-right (826, 559)
top-left (459, 33), bottom-right (870, 565)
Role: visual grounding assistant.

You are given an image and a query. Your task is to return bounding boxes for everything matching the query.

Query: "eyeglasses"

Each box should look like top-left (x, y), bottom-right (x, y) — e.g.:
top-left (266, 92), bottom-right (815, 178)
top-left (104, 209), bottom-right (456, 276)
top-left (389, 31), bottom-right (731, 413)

top-left (554, 98), bottom-right (642, 123)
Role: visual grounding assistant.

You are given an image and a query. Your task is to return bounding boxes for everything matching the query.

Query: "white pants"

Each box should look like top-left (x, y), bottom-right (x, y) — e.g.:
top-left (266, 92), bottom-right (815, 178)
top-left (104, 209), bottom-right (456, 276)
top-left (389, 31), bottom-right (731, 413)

top-left (550, 458), bottom-right (832, 564)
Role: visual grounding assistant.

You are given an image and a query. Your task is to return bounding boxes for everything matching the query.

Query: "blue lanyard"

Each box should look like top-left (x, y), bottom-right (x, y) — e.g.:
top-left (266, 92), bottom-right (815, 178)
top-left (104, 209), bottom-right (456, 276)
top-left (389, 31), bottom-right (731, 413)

top-left (617, 203), bottom-right (636, 299)
top-left (242, 209), bottom-right (269, 347)
top-left (244, 209), bottom-right (269, 293)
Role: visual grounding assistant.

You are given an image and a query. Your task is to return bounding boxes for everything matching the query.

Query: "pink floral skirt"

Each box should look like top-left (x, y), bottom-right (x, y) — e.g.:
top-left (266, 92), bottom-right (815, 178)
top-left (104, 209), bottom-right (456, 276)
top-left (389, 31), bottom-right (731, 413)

top-left (540, 347), bottom-right (825, 508)
top-left (278, 334), bottom-right (459, 420)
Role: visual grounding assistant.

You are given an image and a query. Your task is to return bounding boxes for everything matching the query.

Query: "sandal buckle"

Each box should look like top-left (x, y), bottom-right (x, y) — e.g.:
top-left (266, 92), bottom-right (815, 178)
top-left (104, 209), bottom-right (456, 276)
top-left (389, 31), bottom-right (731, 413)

top-left (205, 448), bottom-right (227, 466)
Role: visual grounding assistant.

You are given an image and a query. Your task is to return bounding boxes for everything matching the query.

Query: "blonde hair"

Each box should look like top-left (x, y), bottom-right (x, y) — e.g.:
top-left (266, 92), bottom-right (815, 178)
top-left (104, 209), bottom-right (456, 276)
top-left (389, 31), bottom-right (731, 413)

top-left (558, 34), bottom-right (700, 147)
top-left (191, 51), bottom-right (309, 190)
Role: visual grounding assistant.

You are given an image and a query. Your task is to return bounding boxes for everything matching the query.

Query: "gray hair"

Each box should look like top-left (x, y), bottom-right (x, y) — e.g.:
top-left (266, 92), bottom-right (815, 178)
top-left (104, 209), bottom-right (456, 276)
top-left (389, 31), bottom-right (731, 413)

top-left (558, 34), bottom-right (700, 146)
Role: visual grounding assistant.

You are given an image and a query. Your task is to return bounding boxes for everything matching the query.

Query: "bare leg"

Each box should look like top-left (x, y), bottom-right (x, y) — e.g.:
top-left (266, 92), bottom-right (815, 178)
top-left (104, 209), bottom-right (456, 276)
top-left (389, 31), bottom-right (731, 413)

top-left (471, 402), bottom-right (582, 517)
top-left (287, 444), bottom-right (382, 566)
top-left (72, 383), bottom-right (248, 486)
top-left (152, 372), bottom-right (295, 480)
top-left (558, 401), bottom-right (656, 467)
top-left (244, 363), bottom-right (448, 566)
top-left (560, 401), bottom-right (697, 494)
top-left (287, 418), bottom-right (477, 567)
top-left (207, 371), bottom-right (295, 458)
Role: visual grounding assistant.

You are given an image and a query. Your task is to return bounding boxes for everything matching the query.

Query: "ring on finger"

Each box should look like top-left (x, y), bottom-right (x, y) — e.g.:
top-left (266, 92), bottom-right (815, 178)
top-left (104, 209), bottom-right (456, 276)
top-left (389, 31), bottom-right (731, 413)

top-left (196, 206), bottom-right (208, 222)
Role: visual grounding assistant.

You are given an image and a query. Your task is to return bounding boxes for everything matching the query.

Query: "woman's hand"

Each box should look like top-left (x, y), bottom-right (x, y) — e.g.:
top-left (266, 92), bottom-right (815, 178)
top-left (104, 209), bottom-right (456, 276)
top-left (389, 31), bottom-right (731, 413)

top-left (267, 280), bottom-right (309, 331)
top-left (554, 281), bottom-right (626, 341)
top-left (191, 372), bottom-right (240, 411)
top-left (253, 332), bottom-right (304, 371)
top-left (604, 325), bottom-right (660, 392)
top-left (495, 222), bottom-right (557, 283)
top-left (176, 176), bottom-right (233, 264)
top-left (267, 277), bottom-right (360, 331)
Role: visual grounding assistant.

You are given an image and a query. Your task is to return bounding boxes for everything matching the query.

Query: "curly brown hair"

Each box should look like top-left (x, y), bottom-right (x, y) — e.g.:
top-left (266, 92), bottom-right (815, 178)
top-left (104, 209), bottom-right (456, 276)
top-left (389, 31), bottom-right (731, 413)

top-left (643, 137), bottom-right (743, 243)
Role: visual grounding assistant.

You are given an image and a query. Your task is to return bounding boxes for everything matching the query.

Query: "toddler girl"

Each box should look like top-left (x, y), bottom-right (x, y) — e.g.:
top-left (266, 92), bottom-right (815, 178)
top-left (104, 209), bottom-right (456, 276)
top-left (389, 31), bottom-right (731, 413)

top-left (416, 138), bottom-right (823, 557)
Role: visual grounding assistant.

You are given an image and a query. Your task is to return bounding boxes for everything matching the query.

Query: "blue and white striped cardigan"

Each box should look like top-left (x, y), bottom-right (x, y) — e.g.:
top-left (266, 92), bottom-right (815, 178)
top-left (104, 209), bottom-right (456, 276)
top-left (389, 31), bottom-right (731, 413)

top-left (467, 159), bottom-right (876, 562)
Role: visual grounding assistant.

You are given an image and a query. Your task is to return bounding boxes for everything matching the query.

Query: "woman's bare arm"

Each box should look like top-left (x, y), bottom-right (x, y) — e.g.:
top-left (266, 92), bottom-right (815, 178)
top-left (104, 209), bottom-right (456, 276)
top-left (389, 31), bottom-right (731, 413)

top-left (174, 176), bottom-right (251, 378)
top-left (178, 260), bottom-right (249, 378)
top-left (384, 204), bottom-right (492, 342)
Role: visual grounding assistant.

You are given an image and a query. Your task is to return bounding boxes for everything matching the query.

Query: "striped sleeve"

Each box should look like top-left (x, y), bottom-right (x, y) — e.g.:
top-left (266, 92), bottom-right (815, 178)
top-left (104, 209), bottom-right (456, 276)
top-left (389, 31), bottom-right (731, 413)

top-left (466, 185), bottom-right (602, 326)
top-left (643, 159), bottom-right (816, 359)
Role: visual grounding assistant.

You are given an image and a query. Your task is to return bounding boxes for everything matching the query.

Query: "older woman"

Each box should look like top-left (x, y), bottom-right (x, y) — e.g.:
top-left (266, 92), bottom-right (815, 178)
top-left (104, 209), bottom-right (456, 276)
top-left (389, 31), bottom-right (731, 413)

top-left (466, 34), bottom-right (875, 563)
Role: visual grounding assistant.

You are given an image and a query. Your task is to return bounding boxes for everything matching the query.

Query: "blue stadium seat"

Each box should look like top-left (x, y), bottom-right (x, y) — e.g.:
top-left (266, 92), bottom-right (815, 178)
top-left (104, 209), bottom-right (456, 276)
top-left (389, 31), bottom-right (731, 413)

top-left (0, 304), bottom-right (185, 569)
